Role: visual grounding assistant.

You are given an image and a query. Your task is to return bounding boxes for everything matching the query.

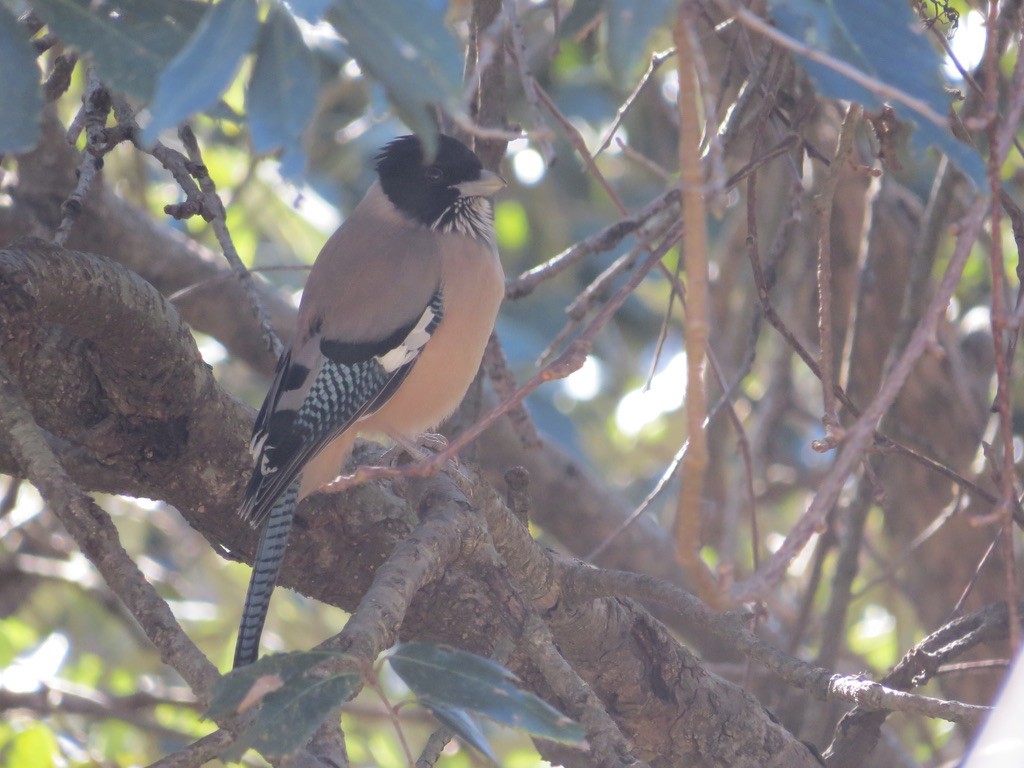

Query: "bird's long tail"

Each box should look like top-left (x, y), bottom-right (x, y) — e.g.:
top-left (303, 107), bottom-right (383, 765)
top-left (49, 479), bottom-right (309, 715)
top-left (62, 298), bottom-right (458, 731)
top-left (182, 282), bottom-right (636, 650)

top-left (233, 478), bottom-right (300, 669)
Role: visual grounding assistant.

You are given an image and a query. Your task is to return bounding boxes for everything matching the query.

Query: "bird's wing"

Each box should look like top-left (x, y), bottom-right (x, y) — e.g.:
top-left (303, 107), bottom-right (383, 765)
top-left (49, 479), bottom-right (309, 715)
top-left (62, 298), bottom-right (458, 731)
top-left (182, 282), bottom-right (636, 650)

top-left (240, 288), bottom-right (444, 526)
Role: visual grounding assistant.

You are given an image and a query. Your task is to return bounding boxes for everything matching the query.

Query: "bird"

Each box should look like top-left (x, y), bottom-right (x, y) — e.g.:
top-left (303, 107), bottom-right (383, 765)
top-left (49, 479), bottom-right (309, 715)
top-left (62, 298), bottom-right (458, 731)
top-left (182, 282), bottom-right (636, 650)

top-left (232, 133), bottom-right (506, 669)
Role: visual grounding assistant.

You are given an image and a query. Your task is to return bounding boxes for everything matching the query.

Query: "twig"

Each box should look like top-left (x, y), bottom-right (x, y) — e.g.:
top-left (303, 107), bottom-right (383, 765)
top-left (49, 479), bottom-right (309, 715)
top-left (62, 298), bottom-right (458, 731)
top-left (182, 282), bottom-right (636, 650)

top-left (585, 344), bottom-right (752, 562)
top-left (0, 684), bottom-right (198, 742)
top-left (54, 68), bottom-right (110, 247)
top-left (144, 730), bottom-right (235, 768)
top-left (745, 171), bottom-right (1014, 523)
top-left (680, 15), bottom-right (727, 206)
top-left (317, 475), bottom-right (486, 662)
top-left (364, 667), bottom-right (416, 766)
top-left (0, 362), bottom-right (219, 697)
top-left (534, 82), bottom-right (628, 215)
top-left (113, 97), bottom-right (283, 358)
top-left (813, 479), bottom-right (874, 699)
top-left (824, 600), bottom-right (1013, 766)
top-left (723, 133), bottom-right (802, 188)
top-left (506, 129), bottom-right (798, 304)
top-left (504, 188), bottom-right (680, 300)
top-left (43, 53), bottom-right (77, 103)
top-left (813, 103), bottom-right (862, 446)
top-left (502, 0), bottom-right (556, 164)
top-left (595, 49), bottom-right (676, 157)
top-left (672, 6), bottom-right (716, 603)
top-left (536, 236), bottom-right (655, 366)
top-left (616, 137), bottom-right (676, 180)
top-left (414, 726), bottom-right (453, 768)
top-left (851, 492), bottom-right (962, 599)
top-left (707, 340), bottom-right (760, 576)
top-left (166, 263), bottom-right (312, 304)
top-left (482, 333), bottom-right (540, 449)
top-left (562, 565), bottom-right (994, 727)
top-left (519, 612), bottom-right (644, 768)
top-left (0, 477), bottom-right (20, 520)
top-left (981, 0), bottom-right (1020, 654)
top-left (177, 126), bottom-right (284, 358)
top-left (725, 1), bottom-right (953, 131)
top-left (732, 196), bottom-right (990, 602)
top-left (952, 530), bottom-right (1003, 617)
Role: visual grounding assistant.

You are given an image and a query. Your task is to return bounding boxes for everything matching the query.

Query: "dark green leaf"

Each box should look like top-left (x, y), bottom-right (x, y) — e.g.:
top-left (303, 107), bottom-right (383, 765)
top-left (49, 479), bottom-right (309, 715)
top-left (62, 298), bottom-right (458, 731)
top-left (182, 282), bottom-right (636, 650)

top-left (229, 673), bottom-right (361, 759)
top-left (143, 0), bottom-right (260, 145)
top-left (248, 3), bottom-right (318, 179)
top-left (0, 4), bottom-right (43, 152)
top-left (206, 650), bottom-right (343, 719)
top-left (422, 701), bottom-right (499, 764)
top-left (606, 0), bottom-right (672, 82)
top-left (766, 0), bottom-right (985, 185)
top-left (112, 0), bottom-right (208, 30)
top-left (560, 0), bottom-right (607, 40)
top-left (209, 651), bottom-right (360, 761)
top-left (326, 0), bottom-right (464, 156)
top-left (388, 643), bottom-right (587, 745)
top-left (30, 0), bottom-right (200, 101)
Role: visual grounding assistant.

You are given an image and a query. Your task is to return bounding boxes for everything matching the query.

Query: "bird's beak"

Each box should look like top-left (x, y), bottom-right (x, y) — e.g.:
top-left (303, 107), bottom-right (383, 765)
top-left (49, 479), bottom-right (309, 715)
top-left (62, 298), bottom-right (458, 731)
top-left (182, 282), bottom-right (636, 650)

top-left (456, 170), bottom-right (507, 197)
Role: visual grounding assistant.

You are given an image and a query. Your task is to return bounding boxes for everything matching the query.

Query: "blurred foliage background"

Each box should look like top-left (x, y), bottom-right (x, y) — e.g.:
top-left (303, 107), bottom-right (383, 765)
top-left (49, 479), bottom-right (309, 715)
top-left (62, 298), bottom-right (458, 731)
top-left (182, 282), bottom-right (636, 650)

top-left (2, 0), bottom-right (1023, 766)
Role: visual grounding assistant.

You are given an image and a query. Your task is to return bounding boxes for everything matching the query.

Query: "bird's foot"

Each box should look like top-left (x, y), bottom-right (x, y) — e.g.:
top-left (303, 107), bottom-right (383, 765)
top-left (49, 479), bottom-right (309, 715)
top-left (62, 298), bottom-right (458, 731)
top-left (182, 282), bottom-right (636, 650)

top-left (383, 432), bottom-right (466, 482)
top-left (383, 432), bottom-right (449, 464)
top-left (416, 432), bottom-right (449, 452)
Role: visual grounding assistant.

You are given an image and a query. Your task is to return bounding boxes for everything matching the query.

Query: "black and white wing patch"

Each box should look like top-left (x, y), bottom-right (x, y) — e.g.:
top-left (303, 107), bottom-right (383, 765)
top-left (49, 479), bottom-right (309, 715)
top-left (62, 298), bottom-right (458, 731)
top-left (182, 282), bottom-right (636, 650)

top-left (240, 289), bottom-right (444, 525)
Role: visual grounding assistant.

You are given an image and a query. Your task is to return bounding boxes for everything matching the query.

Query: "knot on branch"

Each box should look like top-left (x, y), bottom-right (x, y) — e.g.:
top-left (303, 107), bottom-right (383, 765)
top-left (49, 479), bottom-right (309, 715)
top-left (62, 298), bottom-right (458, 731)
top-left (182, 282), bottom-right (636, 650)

top-left (0, 237), bottom-right (223, 471)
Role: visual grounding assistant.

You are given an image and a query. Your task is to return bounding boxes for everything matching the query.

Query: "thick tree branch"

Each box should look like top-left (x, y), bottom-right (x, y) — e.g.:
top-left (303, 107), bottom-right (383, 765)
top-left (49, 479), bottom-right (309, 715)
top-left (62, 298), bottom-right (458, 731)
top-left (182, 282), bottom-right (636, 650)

top-left (0, 361), bottom-right (219, 696)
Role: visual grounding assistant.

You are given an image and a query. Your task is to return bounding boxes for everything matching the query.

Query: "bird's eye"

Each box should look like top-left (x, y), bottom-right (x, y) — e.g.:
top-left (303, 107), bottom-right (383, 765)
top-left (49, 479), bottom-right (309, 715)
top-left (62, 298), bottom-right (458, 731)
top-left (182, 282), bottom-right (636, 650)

top-left (424, 166), bottom-right (443, 183)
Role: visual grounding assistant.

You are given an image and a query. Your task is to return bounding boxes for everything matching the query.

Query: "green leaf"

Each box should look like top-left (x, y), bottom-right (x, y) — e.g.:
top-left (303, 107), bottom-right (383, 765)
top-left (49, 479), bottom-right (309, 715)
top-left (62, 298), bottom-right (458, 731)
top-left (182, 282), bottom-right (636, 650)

top-left (766, 0), bottom-right (985, 185)
top-left (29, 0), bottom-right (201, 101)
top-left (247, 2), bottom-right (318, 179)
top-left (229, 672), bottom-right (361, 759)
top-left (5, 724), bottom-right (59, 768)
top-left (606, 0), bottom-right (673, 82)
top-left (206, 650), bottom-right (342, 719)
top-left (143, 0), bottom-right (260, 145)
top-left (388, 643), bottom-right (587, 746)
top-left (326, 0), bottom-right (464, 156)
top-left (0, 618), bottom-right (38, 667)
top-left (0, 5), bottom-right (42, 153)
top-left (208, 651), bottom-right (361, 761)
top-left (421, 701), bottom-right (499, 764)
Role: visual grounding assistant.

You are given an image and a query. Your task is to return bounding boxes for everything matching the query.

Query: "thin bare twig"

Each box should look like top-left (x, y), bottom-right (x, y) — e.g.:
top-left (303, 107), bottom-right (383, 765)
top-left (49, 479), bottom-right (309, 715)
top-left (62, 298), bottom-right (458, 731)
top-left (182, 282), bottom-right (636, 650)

top-left (54, 68), bottom-right (109, 247)
top-left (813, 103), bottom-right (862, 446)
top-left (673, 5), bottom-right (716, 603)
top-left (732, 196), bottom-right (990, 602)
top-left (725, 1), bottom-right (953, 131)
top-left (981, 0), bottom-right (1021, 655)
top-left (503, 0), bottom-right (556, 164)
top-left (505, 188), bottom-right (680, 300)
top-left (595, 48), bottom-right (676, 157)
top-left (144, 730), bottom-right (235, 768)
top-left (482, 332), bottom-right (540, 448)
top-left (0, 362), bottom-right (219, 697)
top-left (177, 126), bottom-right (284, 358)
top-left (585, 342), bottom-right (753, 562)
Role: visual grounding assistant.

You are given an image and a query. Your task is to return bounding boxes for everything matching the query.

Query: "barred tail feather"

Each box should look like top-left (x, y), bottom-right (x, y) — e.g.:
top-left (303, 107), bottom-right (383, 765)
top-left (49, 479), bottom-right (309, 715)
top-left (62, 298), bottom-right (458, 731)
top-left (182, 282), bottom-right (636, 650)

top-left (233, 479), bottom-right (300, 668)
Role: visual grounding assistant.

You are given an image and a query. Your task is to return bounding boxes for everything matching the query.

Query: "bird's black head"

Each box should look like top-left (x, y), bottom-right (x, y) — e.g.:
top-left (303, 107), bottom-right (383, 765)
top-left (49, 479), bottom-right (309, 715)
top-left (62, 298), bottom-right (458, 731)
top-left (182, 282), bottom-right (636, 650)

top-left (375, 134), bottom-right (503, 228)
